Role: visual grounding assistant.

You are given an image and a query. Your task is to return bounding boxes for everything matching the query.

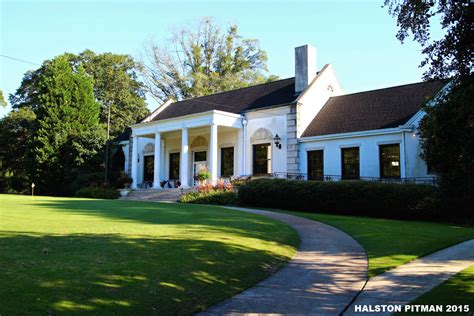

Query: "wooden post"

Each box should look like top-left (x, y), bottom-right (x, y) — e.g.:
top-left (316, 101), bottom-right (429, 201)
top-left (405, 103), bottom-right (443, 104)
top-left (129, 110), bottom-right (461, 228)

top-left (31, 183), bottom-right (35, 196)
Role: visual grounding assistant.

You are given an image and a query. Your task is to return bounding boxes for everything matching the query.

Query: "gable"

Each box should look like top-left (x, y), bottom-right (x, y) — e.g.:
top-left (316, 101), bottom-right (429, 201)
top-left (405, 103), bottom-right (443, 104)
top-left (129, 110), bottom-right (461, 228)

top-left (301, 80), bottom-right (445, 137)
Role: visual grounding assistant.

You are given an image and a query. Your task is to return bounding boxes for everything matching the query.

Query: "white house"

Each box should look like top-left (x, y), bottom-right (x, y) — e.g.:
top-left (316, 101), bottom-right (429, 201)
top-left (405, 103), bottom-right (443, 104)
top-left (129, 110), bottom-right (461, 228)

top-left (121, 44), bottom-right (444, 189)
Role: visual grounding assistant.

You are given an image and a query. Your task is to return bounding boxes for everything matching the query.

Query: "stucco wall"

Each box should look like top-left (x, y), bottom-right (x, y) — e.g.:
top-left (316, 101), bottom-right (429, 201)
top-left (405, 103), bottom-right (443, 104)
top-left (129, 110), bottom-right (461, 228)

top-left (245, 106), bottom-right (290, 175)
top-left (297, 65), bottom-right (343, 138)
top-left (299, 128), bottom-right (430, 178)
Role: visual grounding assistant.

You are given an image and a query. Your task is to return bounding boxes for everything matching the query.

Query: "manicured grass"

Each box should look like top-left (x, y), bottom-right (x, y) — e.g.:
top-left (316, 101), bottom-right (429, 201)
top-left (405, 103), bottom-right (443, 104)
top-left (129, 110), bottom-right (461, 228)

top-left (273, 210), bottom-right (474, 277)
top-left (398, 265), bottom-right (474, 315)
top-left (0, 195), bottom-right (298, 315)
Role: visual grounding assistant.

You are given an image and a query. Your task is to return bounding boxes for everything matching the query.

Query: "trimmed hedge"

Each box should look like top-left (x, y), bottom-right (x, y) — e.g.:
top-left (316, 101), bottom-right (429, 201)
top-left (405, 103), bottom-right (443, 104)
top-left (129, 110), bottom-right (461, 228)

top-left (237, 179), bottom-right (442, 220)
top-left (179, 190), bottom-right (236, 205)
top-left (75, 187), bottom-right (120, 199)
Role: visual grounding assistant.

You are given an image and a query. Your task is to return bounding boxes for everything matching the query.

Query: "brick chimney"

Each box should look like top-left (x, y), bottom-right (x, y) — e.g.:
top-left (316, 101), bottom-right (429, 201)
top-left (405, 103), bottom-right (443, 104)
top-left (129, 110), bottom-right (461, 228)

top-left (295, 44), bottom-right (316, 94)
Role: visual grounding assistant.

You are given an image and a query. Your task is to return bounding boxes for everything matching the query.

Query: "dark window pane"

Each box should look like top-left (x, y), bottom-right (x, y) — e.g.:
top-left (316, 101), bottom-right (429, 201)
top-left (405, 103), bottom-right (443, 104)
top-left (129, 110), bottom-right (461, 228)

top-left (253, 143), bottom-right (271, 175)
top-left (169, 153), bottom-right (180, 180)
top-left (194, 151), bottom-right (206, 162)
top-left (341, 147), bottom-right (359, 179)
top-left (307, 150), bottom-right (324, 180)
top-left (380, 144), bottom-right (400, 178)
top-left (221, 147), bottom-right (234, 177)
top-left (144, 156), bottom-right (154, 182)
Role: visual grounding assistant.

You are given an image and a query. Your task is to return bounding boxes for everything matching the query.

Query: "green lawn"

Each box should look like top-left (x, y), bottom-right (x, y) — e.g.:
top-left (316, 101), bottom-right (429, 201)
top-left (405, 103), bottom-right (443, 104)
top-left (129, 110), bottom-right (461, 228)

top-left (274, 210), bottom-right (474, 277)
top-left (398, 265), bottom-right (474, 315)
top-left (0, 195), bottom-right (299, 315)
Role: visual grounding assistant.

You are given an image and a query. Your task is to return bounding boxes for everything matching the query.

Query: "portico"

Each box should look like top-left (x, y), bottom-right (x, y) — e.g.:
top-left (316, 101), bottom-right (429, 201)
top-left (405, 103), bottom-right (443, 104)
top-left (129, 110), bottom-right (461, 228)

top-left (130, 110), bottom-right (244, 189)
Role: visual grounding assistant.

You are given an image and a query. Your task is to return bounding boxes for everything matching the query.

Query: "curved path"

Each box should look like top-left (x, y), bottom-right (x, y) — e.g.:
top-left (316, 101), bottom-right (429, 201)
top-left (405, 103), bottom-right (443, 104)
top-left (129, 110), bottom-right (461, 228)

top-left (345, 239), bottom-right (474, 316)
top-left (199, 207), bottom-right (368, 315)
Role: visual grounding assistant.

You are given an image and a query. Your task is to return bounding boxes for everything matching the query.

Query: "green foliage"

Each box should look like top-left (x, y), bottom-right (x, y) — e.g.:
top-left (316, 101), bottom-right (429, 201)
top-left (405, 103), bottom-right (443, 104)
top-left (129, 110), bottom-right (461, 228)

top-left (0, 108), bottom-right (36, 193)
top-left (0, 89), bottom-right (7, 107)
top-left (31, 56), bottom-right (105, 195)
top-left (386, 0), bottom-right (472, 217)
top-left (3, 49), bottom-right (148, 195)
top-left (115, 171), bottom-right (132, 189)
top-left (385, 0), bottom-right (472, 80)
top-left (196, 170), bottom-right (211, 181)
top-left (179, 190), bottom-right (237, 205)
top-left (74, 186), bottom-right (120, 199)
top-left (419, 78), bottom-right (474, 214)
top-left (10, 50), bottom-right (149, 139)
top-left (238, 179), bottom-right (442, 221)
top-left (69, 50), bottom-right (149, 138)
top-left (142, 17), bottom-right (278, 102)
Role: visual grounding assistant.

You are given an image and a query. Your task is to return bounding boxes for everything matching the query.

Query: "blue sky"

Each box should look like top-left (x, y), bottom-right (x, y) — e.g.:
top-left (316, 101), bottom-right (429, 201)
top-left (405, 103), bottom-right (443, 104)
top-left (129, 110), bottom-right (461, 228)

top-left (0, 0), bottom-right (441, 117)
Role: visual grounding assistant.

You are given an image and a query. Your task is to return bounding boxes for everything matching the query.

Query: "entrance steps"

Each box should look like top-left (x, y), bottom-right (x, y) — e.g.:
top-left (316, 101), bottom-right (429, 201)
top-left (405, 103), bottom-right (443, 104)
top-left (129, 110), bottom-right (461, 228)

top-left (120, 188), bottom-right (185, 202)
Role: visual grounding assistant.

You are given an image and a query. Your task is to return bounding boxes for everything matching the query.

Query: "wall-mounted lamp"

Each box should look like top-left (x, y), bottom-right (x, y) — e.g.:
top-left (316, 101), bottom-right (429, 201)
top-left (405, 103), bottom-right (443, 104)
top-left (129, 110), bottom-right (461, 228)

top-left (273, 134), bottom-right (282, 149)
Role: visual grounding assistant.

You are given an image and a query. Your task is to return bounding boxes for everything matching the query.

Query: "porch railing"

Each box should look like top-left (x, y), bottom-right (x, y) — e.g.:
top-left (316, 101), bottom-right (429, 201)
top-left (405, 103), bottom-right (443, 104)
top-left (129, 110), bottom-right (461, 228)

top-left (268, 172), bottom-right (438, 186)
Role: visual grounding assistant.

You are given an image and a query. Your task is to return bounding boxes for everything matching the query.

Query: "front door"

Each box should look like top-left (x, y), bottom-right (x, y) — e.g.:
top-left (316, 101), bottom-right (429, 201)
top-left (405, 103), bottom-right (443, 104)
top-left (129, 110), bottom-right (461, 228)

top-left (169, 153), bottom-right (180, 180)
top-left (143, 155), bottom-right (154, 182)
top-left (193, 151), bottom-right (207, 185)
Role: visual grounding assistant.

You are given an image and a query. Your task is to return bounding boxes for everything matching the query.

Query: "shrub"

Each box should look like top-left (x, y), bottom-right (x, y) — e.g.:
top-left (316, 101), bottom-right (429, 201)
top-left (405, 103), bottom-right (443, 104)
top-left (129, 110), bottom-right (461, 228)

top-left (115, 171), bottom-right (132, 189)
top-left (75, 186), bottom-right (119, 199)
top-left (179, 190), bottom-right (236, 205)
top-left (237, 179), bottom-right (443, 220)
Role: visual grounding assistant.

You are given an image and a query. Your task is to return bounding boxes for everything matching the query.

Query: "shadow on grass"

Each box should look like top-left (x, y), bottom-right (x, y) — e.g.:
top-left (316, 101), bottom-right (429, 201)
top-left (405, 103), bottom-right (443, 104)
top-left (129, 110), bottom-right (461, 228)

top-left (29, 199), bottom-right (289, 243)
top-left (0, 232), bottom-right (292, 315)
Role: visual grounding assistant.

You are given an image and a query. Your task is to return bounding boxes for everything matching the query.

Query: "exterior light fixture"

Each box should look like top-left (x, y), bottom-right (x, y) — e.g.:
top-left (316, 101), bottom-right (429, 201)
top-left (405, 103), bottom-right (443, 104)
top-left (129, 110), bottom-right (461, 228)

top-left (273, 134), bottom-right (282, 149)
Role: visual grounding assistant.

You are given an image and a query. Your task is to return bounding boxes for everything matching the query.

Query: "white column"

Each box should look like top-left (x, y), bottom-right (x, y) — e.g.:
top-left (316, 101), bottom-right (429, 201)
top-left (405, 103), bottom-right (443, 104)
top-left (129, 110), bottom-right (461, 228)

top-left (209, 123), bottom-right (218, 183)
top-left (153, 132), bottom-right (162, 189)
top-left (400, 132), bottom-right (407, 178)
top-left (131, 135), bottom-right (138, 189)
top-left (242, 118), bottom-right (248, 175)
top-left (237, 128), bottom-right (243, 176)
top-left (180, 127), bottom-right (189, 188)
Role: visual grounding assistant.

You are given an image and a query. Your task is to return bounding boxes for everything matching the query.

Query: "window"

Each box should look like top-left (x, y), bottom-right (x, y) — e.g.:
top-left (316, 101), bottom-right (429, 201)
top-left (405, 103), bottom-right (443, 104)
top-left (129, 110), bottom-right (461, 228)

top-left (253, 143), bottom-right (271, 175)
top-left (194, 151), bottom-right (206, 162)
top-left (341, 147), bottom-right (360, 179)
top-left (143, 156), bottom-right (154, 182)
top-left (221, 147), bottom-right (234, 177)
top-left (169, 152), bottom-right (180, 180)
top-left (307, 150), bottom-right (324, 180)
top-left (379, 144), bottom-right (400, 178)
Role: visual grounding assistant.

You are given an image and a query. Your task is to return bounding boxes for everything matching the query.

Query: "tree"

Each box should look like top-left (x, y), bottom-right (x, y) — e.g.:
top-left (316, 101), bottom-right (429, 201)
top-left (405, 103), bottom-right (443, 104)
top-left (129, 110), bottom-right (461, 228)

top-left (142, 17), bottom-right (278, 102)
top-left (32, 56), bottom-right (106, 195)
top-left (385, 0), bottom-right (473, 213)
top-left (10, 50), bottom-right (149, 139)
top-left (385, 0), bottom-right (472, 81)
top-left (0, 90), bottom-right (7, 107)
top-left (0, 108), bottom-right (36, 193)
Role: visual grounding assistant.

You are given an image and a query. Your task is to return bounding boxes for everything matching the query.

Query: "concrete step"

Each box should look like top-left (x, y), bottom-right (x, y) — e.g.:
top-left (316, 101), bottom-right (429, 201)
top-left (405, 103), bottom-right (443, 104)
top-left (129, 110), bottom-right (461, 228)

top-left (120, 188), bottom-right (185, 202)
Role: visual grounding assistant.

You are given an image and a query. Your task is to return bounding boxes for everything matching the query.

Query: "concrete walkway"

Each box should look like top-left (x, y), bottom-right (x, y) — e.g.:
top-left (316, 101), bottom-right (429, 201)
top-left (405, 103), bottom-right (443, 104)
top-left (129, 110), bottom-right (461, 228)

top-left (199, 207), bottom-right (368, 315)
top-left (345, 239), bottom-right (474, 315)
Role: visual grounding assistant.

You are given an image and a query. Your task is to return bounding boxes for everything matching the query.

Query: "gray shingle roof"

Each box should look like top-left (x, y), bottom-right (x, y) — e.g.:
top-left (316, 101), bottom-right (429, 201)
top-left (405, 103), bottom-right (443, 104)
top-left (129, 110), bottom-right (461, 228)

top-left (151, 77), bottom-right (298, 121)
top-left (301, 81), bottom-right (445, 137)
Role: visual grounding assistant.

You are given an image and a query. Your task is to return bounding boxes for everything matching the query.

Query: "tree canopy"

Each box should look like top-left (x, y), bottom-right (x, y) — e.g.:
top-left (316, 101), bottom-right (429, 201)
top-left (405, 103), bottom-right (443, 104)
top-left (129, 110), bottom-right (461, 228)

top-left (0, 90), bottom-right (7, 107)
top-left (142, 17), bottom-right (278, 102)
top-left (10, 50), bottom-right (149, 138)
top-left (386, 0), bottom-right (473, 213)
top-left (385, 0), bottom-right (472, 81)
top-left (1, 56), bottom-right (106, 195)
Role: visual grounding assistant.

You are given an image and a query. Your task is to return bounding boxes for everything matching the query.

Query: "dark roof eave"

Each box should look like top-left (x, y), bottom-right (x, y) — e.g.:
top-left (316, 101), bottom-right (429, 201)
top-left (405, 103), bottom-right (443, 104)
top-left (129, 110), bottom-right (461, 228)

top-left (242, 101), bottom-right (297, 114)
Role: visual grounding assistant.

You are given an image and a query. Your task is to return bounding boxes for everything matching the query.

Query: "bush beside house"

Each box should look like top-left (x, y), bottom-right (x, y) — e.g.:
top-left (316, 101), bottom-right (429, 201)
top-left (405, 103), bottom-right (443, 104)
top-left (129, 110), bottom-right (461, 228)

top-left (237, 179), bottom-right (442, 221)
top-left (75, 187), bottom-right (120, 199)
top-left (179, 182), bottom-right (236, 205)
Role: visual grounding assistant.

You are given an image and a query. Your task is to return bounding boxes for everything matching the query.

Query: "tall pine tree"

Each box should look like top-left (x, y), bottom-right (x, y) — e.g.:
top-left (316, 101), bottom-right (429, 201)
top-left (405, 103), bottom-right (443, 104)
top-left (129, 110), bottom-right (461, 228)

top-left (33, 56), bottom-right (105, 195)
